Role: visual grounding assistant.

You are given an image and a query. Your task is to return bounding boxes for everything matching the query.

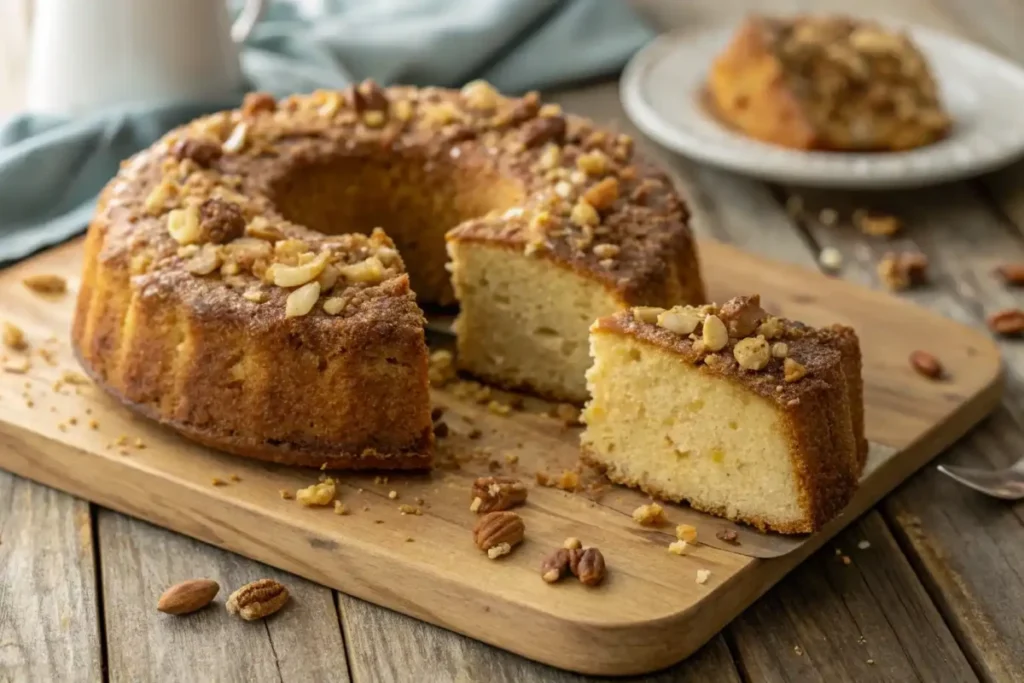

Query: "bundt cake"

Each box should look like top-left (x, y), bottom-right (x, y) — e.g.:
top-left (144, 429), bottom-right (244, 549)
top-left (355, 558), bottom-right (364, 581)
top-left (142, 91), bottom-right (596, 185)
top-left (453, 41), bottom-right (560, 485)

top-left (72, 81), bottom-right (705, 467)
top-left (708, 15), bottom-right (951, 151)
top-left (580, 295), bottom-right (864, 533)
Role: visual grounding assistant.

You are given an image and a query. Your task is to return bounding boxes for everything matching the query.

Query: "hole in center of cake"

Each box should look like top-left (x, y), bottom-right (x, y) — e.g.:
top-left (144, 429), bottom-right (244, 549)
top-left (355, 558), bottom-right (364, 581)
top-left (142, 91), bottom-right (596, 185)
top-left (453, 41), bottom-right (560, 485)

top-left (268, 151), bottom-right (524, 304)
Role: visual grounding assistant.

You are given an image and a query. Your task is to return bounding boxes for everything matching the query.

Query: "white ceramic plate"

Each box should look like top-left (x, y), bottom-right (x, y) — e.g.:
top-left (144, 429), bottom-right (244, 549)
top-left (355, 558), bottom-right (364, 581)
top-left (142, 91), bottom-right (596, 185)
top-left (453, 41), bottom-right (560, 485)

top-left (620, 24), bottom-right (1024, 189)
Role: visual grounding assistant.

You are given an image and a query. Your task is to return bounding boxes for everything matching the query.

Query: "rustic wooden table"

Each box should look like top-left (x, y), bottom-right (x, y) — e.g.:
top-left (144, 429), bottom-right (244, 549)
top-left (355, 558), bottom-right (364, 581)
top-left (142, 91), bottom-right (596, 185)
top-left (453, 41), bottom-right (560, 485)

top-left (3, 1), bottom-right (1024, 681)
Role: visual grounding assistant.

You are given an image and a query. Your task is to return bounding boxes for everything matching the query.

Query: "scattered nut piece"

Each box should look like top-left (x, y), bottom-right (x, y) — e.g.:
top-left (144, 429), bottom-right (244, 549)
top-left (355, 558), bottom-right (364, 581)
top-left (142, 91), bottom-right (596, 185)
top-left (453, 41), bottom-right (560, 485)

top-left (995, 263), bottom-right (1024, 286)
top-left (22, 274), bottom-right (67, 295)
top-left (211, 477), bottom-right (227, 486)
top-left (541, 548), bottom-right (571, 583)
top-left (569, 547), bottom-right (606, 586)
top-left (878, 251), bottom-right (928, 291)
top-left (657, 306), bottom-right (702, 336)
top-left (471, 476), bottom-right (528, 513)
top-left (718, 295), bottom-right (767, 337)
top-left (563, 537), bottom-right (582, 550)
top-left (285, 281), bottom-right (321, 318)
top-left (279, 489), bottom-right (294, 500)
top-left (676, 524), bottom-right (698, 543)
top-left (909, 350), bottom-right (943, 379)
top-left (668, 540), bottom-right (688, 555)
top-left (2, 322), bottom-right (27, 350)
top-left (783, 357), bottom-right (808, 383)
top-left (296, 479), bottom-right (336, 506)
top-left (157, 579), bottom-right (220, 615)
top-left (632, 306), bottom-right (665, 324)
top-left (695, 569), bottom-right (711, 585)
top-left (771, 342), bottom-right (789, 359)
top-left (819, 247), bottom-right (843, 272)
top-left (856, 211), bottom-right (901, 237)
top-left (582, 177), bottom-right (619, 211)
top-left (716, 528), bottom-right (740, 544)
top-left (632, 502), bottom-right (665, 526)
top-left (473, 511), bottom-right (524, 558)
top-left (226, 579), bottom-right (289, 621)
top-left (987, 308), bottom-right (1024, 336)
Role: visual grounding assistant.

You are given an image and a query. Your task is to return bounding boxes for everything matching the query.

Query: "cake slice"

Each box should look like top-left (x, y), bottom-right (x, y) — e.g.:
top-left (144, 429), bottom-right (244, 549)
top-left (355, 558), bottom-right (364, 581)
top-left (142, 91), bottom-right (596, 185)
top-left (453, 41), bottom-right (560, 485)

top-left (581, 295), bottom-right (864, 533)
top-left (708, 15), bottom-right (950, 151)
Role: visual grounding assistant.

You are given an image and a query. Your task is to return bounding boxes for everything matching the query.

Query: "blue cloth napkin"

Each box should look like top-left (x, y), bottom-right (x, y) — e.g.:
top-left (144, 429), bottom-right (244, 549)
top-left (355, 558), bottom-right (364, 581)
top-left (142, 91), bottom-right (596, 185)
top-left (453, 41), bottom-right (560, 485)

top-left (0, 0), bottom-right (653, 263)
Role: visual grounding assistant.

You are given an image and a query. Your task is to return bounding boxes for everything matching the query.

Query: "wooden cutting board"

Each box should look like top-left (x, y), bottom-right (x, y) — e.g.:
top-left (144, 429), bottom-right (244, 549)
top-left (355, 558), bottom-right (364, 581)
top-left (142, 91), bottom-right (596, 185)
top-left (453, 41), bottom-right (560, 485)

top-left (0, 237), bottom-right (1002, 676)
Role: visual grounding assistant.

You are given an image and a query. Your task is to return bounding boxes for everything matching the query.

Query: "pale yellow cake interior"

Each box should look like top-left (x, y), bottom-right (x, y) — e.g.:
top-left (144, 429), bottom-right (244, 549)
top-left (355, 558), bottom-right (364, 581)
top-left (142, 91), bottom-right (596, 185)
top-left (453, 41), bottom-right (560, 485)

top-left (581, 330), bottom-right (804, 526)
top-left (448, 240), bottom-right (627, 402)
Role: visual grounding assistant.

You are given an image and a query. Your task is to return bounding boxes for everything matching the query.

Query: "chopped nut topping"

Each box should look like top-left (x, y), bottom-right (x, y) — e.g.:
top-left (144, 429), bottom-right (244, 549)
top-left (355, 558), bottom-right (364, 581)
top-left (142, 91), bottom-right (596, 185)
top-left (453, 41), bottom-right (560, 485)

top-left (471, 476), bottom-right (527, 513)
top-left (576, 150), bottom-right (608, 176)
top-left (197, 198), bottom-right (246, 244)
top-left (702, 315), bottom-right (728, 352)
top-left (520, 116), bottom-right (566, 148)
top-left (185, 244), bottom-right (223, 276)
top-left (242, 92), bottom-right (277, 117)
top-left (592, 243), bottom-right (619, 259)
top-left (771, 342), bottom-right (789, 358)
top-left (733, 336), bottom-right (771, 371)
top-left (784, 357), bottom-right (808, 383)
top-left (718, 295), bottom-right (767, 338)
top-left (285, 282), bottom-right (321, 318)
top-left (322, 297), bottom-right (347, 315)
top-left (167, 205), bottom-right (202, 245)
top-left (582, 177), bottom-right (619, 211)
top-left (339, 256), bottom-right (386, 284)
top-left (632, 306), bottom-right (666, 324)
top-left (570, 200), bottom-right (600, 227)
top-left (909, 350), bottom-right (942, 379)
top-left (22, 274), bottom-right (67, 295)
top-left (657, 306), bottom-right (703, 335)
top-left (757, 317), bottom-right (785, 340)
top-left (221, 122), bottom-right (248, 153)
top-left (461, 80), bottom-right (500, 111)
top-left (632, 502), bottom-right (665, 526)
top-left (171, 137), bottom-right (222, 167)
top-left (296, 479), bottom-right (336, 506)
top-left (2, 322), bottom-right (27, 350)
top-left (272, 252), bottom-right (329, 287)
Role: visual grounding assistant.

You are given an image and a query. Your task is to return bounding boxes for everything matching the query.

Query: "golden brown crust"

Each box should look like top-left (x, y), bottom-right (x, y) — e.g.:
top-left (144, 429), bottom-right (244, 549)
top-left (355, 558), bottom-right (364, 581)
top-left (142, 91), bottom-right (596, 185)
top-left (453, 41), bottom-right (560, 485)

top-left (709, 15), bottom-right (951, 151)
top-left (589, 298), bottom-right (863, 533)
top-left (73, 82), bottom-right (702, 468)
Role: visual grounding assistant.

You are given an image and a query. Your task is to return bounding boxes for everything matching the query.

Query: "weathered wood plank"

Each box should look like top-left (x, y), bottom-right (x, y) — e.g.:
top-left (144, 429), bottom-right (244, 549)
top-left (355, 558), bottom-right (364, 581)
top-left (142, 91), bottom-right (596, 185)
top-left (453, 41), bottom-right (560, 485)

top-left (338, 595), bottom-right (740, 683)
top-left (98, 510), bottom-right (350, 683)
top-left (0, 473), bottom-right (103, 683)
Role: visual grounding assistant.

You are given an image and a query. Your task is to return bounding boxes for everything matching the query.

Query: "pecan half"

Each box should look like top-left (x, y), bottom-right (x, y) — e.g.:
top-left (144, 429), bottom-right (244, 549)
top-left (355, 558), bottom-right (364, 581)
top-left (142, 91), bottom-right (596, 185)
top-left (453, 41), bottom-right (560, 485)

top-left (540, 548), bottom-right (570, 583)
top-left (995, 263), bottom-right (1024, 286)
top-left (909, 350), bottom-right (943, 379)
top-left (171, 137), bottom-right (222, 167)
top-left (226, 579), bottom-right (289, 621)
top-left (472, 511), bottom-right (524, 555)
top-left (471, 476), bottom-right (527, 513)
top-left (988, 308), bottom-right (1024, 336)
top-left (569, 547), bottom-right (606, 586)
top-left (715, 528), bottom-right (740, 544)
top-left (878, 252), bottom-right (928, 291)
top-left (198, 198), bottom-right (246, 244)
top-left (520, 116), bottom-right (566, 149)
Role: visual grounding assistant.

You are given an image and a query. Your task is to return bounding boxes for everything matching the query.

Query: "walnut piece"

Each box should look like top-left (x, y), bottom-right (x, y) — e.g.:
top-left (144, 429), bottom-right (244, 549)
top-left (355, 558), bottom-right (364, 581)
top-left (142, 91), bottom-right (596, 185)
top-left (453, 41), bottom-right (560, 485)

top-left (226, 579), bottom-right (289, 621)
top-left (472, 511), bottom-right (525, 556)
top-left (198, 198), bottom-right (246, 244)
top-left (520, 116), bottom-right (566, 148)
top-left (471, 476), bottom-right (527, 513)
top-left (172, 137), bottom-right (222, 167)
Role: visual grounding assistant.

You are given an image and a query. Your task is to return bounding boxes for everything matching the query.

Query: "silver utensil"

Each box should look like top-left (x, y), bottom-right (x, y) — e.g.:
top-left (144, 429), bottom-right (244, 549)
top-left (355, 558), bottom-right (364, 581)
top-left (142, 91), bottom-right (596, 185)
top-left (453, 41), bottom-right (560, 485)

top-left (937, 460), bottom-right (1024, 500)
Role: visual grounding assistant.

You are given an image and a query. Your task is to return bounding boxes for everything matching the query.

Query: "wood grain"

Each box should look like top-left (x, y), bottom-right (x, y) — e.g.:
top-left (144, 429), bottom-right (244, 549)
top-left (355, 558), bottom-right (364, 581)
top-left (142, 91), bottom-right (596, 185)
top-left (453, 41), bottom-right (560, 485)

top-left (0, 472), bottom-right (103, 682)
top-left (0, 232), bottom-right (1000, 675)
top-left (98, 510), bottom-right (350, 683)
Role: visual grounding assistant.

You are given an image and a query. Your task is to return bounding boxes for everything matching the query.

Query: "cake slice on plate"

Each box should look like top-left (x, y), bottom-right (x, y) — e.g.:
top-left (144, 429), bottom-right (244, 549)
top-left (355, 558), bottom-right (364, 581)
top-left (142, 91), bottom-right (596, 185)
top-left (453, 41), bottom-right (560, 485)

top-left (581, 295), bottom-right (864, 533)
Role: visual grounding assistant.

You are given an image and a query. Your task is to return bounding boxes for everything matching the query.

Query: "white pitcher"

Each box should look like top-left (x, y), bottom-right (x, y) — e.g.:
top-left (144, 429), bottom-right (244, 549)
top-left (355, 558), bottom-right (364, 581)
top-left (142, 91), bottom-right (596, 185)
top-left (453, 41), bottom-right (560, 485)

top-left (26, 0), bottom-right (265, 116)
